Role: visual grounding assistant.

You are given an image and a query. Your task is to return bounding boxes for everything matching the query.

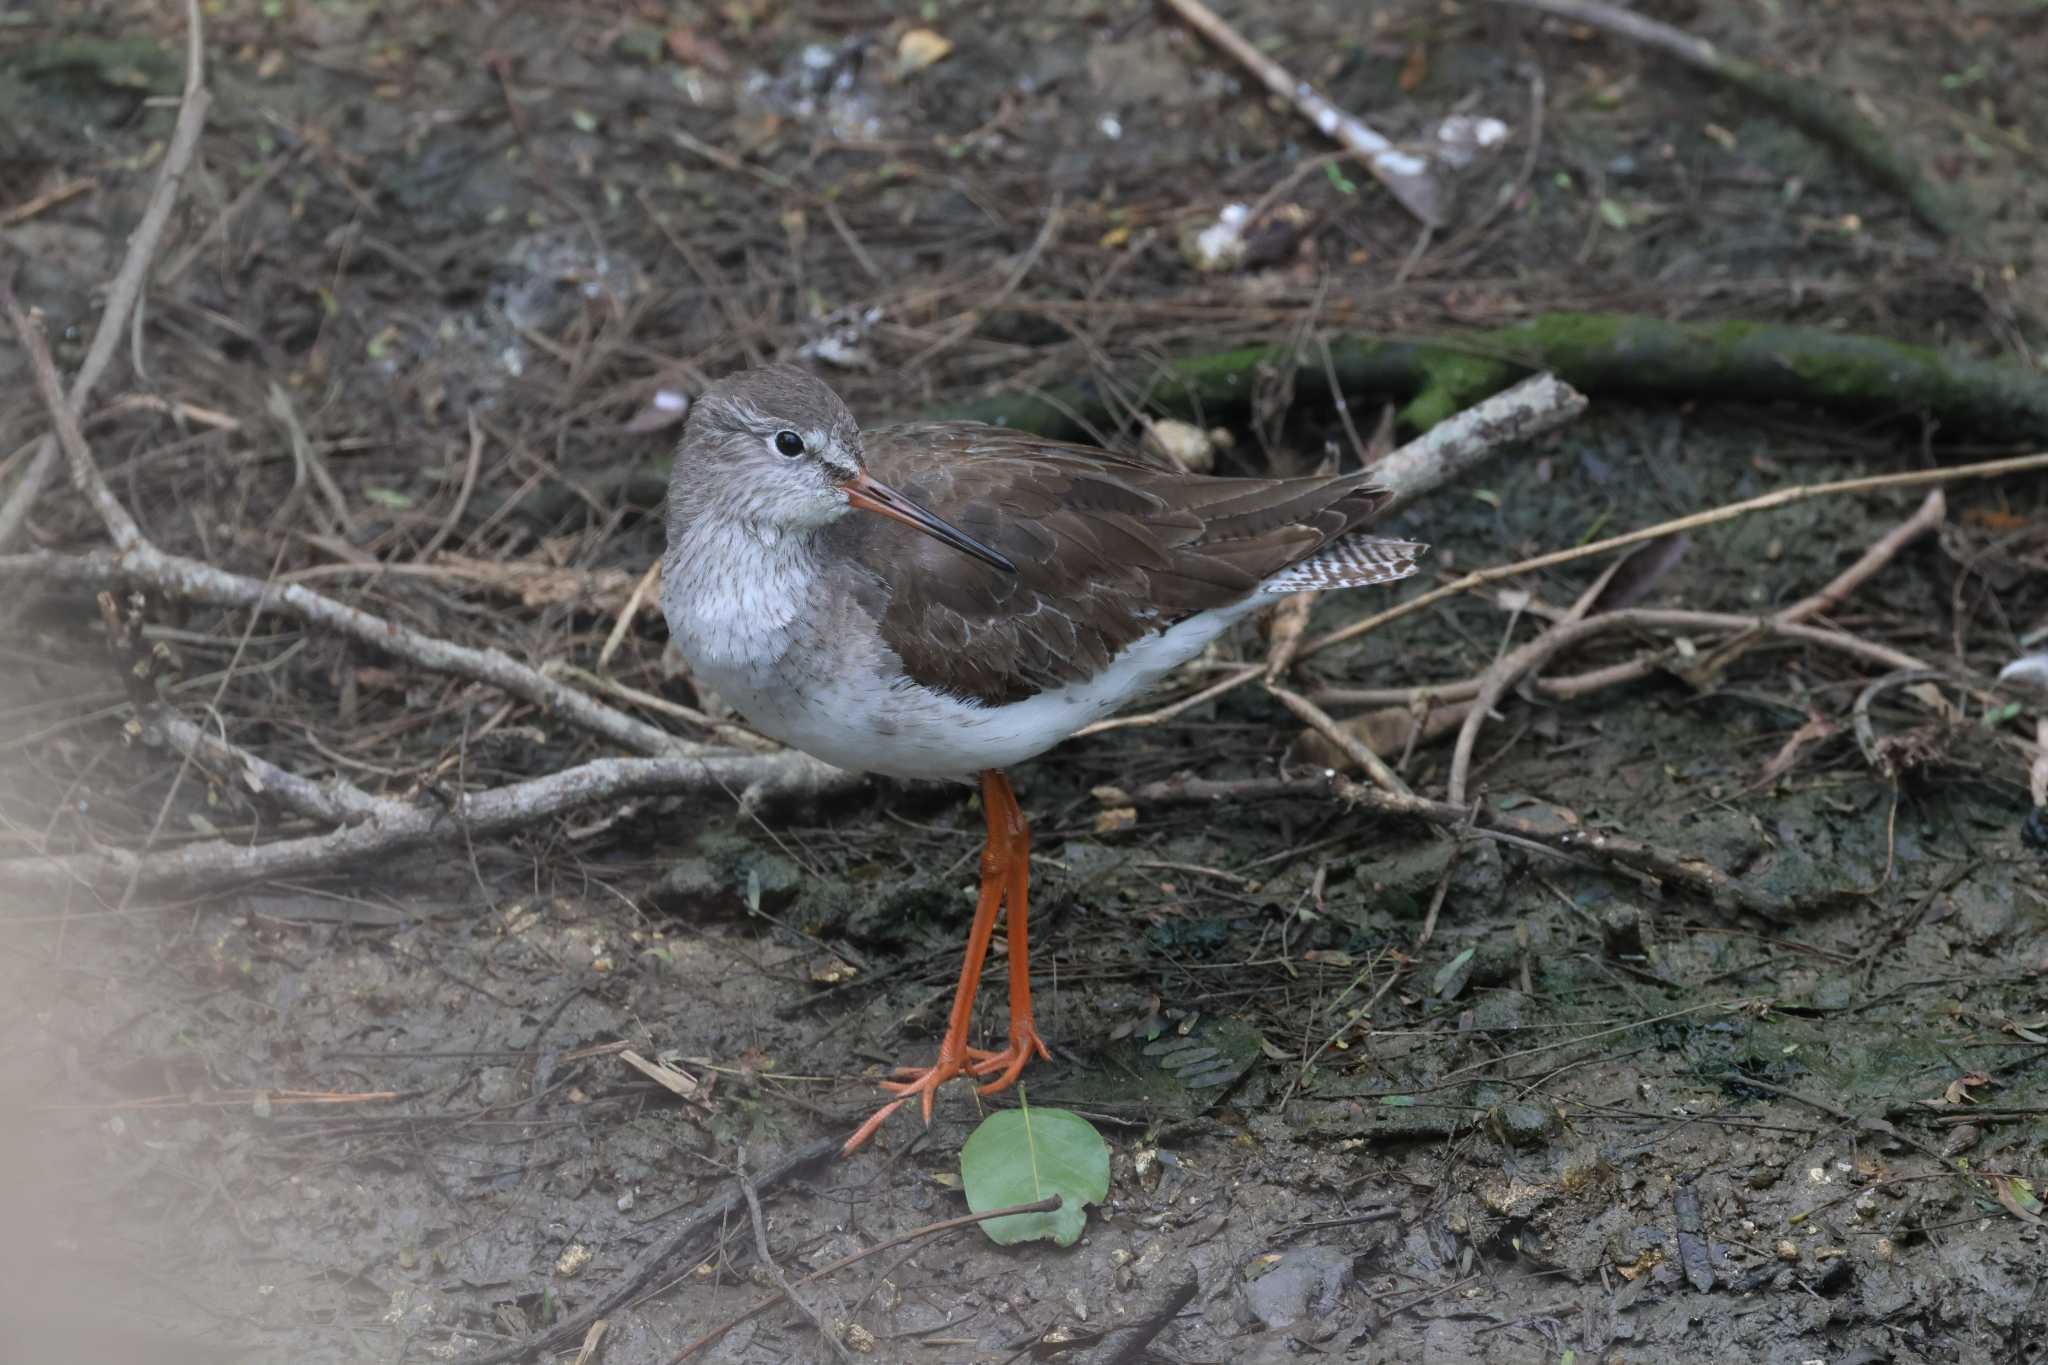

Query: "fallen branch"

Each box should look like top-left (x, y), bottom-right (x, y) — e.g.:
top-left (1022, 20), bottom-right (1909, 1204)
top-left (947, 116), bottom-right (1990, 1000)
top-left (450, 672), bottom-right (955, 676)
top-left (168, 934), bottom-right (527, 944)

top-left (467, 1136), bottom-right (842, 1365)
top-left (3, 543), bottom-right (710, 760)
top-left (1304, 451), bottom-right (2048, 662)
top-left (0, 0), bottom-right (211, 551)
top-left (1370, 371), bottom-right (1585, 517)
top-left (1445, 607), bottom-right (1939, 806)
top-left (1267, 682), bottom-right (1412, 797)
top-left (1299, 489), bottom-right (1951, 764)
top-left (939, 314), bottom-right (2048, 442)
top-left (1065, 1271), bottom-right (1202, 1365)
top-left (1163, 0), bottom-right (1441, 226)
top-left (0, 746), bottom-right (847, 897)
top-left (1489, 0), bottom-right (1969, 239)
top-left (736, 1144), bottom-right (858, 1365)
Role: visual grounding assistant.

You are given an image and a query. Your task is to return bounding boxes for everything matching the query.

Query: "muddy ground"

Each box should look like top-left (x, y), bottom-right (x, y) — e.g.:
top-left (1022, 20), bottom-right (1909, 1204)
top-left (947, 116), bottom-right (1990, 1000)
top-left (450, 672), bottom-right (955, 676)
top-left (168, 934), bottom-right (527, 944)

top-left (2, 1), bottom-right (2046, 1362)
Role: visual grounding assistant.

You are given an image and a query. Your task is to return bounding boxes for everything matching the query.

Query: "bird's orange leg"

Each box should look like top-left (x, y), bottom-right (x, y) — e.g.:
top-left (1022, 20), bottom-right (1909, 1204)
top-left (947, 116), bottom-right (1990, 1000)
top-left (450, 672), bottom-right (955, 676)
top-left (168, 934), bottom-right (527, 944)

top-left (841, 769), bottom-right (1013, 1155)
top-left (970, 770), bottom-right (1051, 1091)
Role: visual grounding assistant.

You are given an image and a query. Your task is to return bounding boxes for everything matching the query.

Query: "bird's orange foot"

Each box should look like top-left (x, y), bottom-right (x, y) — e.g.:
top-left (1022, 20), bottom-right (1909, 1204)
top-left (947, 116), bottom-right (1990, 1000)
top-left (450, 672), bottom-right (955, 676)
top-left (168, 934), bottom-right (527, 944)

top-left (840, 1045), bottom-right (990, 1155)
top-left (969, 1021), bottom-right (1052, 1093)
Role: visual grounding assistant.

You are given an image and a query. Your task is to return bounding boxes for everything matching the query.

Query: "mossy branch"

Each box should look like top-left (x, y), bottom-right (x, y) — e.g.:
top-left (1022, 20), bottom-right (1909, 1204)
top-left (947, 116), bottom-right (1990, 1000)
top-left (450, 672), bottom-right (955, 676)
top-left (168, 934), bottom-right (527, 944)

top-left (940, 313), bottom-right (2048, 444)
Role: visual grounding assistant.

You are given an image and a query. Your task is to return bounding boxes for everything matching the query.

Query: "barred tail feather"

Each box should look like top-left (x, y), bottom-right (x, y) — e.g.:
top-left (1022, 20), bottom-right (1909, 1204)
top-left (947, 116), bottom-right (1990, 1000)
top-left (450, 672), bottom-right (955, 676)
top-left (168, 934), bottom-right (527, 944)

top-left (1258, 535), bottom-right (1427, 594)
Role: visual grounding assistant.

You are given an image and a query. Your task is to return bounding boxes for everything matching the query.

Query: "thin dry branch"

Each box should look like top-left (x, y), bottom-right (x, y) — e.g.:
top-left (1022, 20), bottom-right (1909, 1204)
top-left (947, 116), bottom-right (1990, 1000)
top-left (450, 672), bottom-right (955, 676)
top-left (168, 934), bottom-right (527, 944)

top-left (0, 749), bottom-right (848, 897)
top-left (1445, 608), bottom-right (1939, 806)
top-left (1680, 489), bottom-right (1949, 685)
top-left (156, 710), bottom-right (397, 826)
top-left (1267, 682), bottom-right (1413, 796)
top-left (1303, 452), bottom-right (2048, 662)
top-left (1303, 489), bottom-right (1950, 762)
top-left (0, 0), bottom-right (211, 551)
top-left (1163, 0), bottom-right (1441, 225)
top-left (5, 544), bottom-right (706, 759)
top-left (3, 283), bottom-right (145, 549)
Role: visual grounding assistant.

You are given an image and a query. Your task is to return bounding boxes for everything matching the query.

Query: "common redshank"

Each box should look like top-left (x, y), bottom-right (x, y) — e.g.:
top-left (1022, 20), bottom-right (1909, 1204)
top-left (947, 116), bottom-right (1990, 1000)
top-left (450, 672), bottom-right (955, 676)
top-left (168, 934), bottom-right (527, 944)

top-left (660, 365), bottom-right (1424, 1152)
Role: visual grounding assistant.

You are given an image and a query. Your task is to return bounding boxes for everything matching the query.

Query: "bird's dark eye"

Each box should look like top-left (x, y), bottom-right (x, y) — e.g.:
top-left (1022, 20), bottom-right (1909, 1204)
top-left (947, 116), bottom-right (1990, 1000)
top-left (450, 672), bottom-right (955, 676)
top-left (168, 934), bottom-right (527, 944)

top-left (773, 430), bottom-right (805, 458)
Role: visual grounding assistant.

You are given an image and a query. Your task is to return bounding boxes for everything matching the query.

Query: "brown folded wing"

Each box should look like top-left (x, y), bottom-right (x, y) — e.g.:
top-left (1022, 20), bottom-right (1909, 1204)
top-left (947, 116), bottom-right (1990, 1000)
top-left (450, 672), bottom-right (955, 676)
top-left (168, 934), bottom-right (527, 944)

top-left (818, 423), bottom-right (1391, 706)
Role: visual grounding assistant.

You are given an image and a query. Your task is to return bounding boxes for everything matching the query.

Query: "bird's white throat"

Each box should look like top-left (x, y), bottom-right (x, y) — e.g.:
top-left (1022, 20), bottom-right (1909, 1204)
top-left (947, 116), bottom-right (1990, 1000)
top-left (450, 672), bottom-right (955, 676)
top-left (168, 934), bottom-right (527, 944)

top-left (661, 509), bottom-right (820, 674)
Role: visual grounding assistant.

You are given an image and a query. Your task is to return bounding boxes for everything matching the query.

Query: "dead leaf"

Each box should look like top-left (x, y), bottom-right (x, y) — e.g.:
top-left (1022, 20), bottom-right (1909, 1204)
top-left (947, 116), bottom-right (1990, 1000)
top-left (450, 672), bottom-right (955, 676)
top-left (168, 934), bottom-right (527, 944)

top-left (2001, 1016), bottom-right (2048, 1044)
top-left (896, 27), bottom-right (952, 76)
top-left (1755, 711), bottom-right (1839, 787)
top-left (1927, 1070), bottom-right (1993, 1106)
top-left (619, 1049), bottom-right (701, 1100)
top-left (1962, 507), bottom-right (2032, 532)
top-left (1397, 42), bottom-right (1427, 93)
top-left (1989, 1174), bottom-right (2044, 1224)
top-left (1093, 806), bottom-right (1137, 835)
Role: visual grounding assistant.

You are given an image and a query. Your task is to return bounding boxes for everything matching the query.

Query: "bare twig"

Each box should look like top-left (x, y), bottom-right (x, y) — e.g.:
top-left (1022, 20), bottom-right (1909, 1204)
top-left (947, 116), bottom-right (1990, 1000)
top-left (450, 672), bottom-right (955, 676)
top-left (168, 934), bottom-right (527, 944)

top-left (0, 176), bottom-right (97, 228)
top-left (5, 545), bottom-right (717, 759)
top-left (466, 1137), bottom-right (841, 1365)
top-left (1267, 682), bottom-right (1412, 796)
top-left (597, 559), bottom-right (662, 672)
top-left (1163, 0), bottom-right (1441, 225)
top-left (2, 281), bottom-right (145, 549)
top-left (1680, 489), bottom-right (1947, 685)
top-left (736, 1144), bottom-right (858, 1364)
top-left (1444, 608), bottom-right (1940, 806)
top-left (1066, 1272), bottom-right (1202, 1365)
top-left (904, 197), bottom-right (1064, 371)
top-left (155, 710), bottom-right (396, 826)
top-left (412, 408), bottom-right (485, 566)
top-left (1304, 489), bottom-right (1950, 760)
top-left (0, 746), bottom-right (848, 897)
top-left (1303, 452), bottom-right (2048, 662)
top-left (1372, 372), bottom-right (1586, 516)
top-left (0, 0), bottom-right (210, 551)
top-left (669, 1196), bottom-right (1064, 1362)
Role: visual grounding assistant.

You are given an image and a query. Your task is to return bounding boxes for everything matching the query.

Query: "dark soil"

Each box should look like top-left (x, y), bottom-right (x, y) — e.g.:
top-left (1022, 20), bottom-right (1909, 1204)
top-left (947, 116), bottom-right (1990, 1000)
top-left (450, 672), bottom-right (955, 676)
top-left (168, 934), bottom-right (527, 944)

top-left (2, 2), bottom-right (2045, 1363)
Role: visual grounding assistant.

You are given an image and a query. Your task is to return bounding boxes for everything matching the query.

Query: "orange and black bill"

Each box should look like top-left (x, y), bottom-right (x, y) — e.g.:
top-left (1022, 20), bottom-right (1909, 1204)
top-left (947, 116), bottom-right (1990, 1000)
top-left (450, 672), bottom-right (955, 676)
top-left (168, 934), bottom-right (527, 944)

top-left (843, 472), bottom-right (1015, 574)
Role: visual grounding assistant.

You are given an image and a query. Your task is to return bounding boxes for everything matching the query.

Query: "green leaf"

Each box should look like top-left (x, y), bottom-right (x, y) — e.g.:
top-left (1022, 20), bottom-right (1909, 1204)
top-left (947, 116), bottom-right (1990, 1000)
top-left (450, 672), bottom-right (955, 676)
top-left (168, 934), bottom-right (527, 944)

top-left (960, 1106), bottom-right (1109, 1247)
top-left (1431, 947), bottom-right (1476, 1000)
top-left (1982, 701), bottom-right (2022, 727)
top-left (1597, 197), bottom-right (1631, 230)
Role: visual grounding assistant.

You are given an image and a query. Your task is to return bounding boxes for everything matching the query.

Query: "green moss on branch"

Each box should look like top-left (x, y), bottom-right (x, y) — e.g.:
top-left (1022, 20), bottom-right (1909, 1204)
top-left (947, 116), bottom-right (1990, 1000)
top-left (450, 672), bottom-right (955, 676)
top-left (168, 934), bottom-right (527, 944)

top-left (937, 313), bottom-right (2048, 445)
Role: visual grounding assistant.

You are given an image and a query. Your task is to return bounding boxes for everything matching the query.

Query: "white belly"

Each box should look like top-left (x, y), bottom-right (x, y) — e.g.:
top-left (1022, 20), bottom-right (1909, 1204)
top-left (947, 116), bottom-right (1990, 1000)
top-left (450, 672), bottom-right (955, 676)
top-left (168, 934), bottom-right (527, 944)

top-left (694, 601), bottom-right (1255, 781)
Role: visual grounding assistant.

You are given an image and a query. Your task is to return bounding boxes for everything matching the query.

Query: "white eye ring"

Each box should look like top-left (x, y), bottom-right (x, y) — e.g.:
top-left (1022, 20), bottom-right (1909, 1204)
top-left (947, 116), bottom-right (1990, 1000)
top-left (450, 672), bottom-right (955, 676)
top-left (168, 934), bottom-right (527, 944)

top-left (773, 430), bottom-right (805, 458)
